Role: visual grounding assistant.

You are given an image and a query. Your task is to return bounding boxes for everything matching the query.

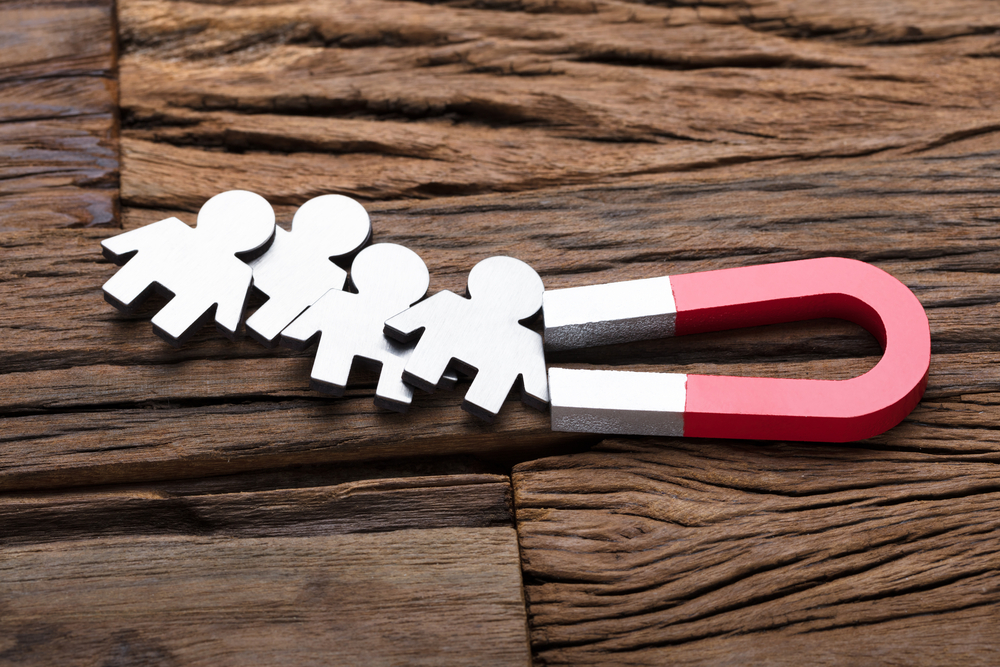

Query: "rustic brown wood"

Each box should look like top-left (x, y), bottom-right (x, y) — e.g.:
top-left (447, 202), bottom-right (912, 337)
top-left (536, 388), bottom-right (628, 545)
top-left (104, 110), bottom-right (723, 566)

top-left (0, 468), bottom-right (514, 545)
top-left (115, 0), bottom-right (1000, 207)
top-left (0, 0), bottom-right (119, 229)
top-left (3, 0), bottom-right (1000, 663)
top-left (4, 144), bottom-right (999, 489)
top-left (513, 438), bottom-right (1000, 665)
top-left (0, 467), bottom-right (532, 665)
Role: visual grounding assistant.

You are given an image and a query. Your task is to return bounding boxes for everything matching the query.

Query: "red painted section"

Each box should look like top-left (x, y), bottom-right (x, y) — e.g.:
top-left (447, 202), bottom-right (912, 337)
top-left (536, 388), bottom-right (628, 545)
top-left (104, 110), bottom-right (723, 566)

top-left (672, 257), bottom-right (930, 442)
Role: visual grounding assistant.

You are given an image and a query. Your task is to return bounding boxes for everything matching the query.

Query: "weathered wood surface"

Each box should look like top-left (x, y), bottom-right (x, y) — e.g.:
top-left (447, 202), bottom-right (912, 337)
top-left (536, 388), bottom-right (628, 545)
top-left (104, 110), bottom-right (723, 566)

top-left (4, 148), bottom-right (999, 489)
top-left (116, 0), bottom-right (1000, 206)
top-left (1, 463), bottom-right (514, 545)
top-left (0, 0), bottom-right (118, 230)
top-left (514, 439), bottom-right (1000, 665)
top-left (0, 0), bottom-right (997, 490)
top-left (2, 0), bottom-right (1000, 664)
top-left (1, 466), bottom-right (532, 666)
top-left (0, 4), bottom-right (533, 665)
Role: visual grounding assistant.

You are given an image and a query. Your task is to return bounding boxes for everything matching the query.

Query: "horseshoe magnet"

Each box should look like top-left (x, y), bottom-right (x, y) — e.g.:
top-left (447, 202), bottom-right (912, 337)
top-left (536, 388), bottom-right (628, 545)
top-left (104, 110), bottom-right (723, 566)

top-left (543, 257), bottom-right (931, 442)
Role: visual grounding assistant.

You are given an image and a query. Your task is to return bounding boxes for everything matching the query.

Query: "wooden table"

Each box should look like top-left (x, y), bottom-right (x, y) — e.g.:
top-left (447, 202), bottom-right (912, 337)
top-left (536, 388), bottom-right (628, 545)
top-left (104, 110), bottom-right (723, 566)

top-left (2, 0), bottom-right (998, 664)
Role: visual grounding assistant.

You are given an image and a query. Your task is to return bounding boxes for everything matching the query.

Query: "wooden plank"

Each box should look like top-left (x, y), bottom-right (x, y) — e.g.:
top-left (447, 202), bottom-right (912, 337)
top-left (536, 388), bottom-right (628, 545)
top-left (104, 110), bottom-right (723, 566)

top-left (0, 1), bottom-right (113, 80)
top-left (0, 469), bottom-right (532, 666)
top-left (0, 0), bottom-right (118, 230)
top-left (0, 471), bottom-right (515, 545)
top-left (1, 530), bottom-right (529, 666)
top-left (115, 0), bottom-right (1000, 207)
top-left (1, 0), bottom-right (998, 663)
top-left (2, 349), bottom-right (1000, 491)
top-left (3, 143), bottom-right (1000, 488)
top-left (513, 438), bottom-right (1000, 665)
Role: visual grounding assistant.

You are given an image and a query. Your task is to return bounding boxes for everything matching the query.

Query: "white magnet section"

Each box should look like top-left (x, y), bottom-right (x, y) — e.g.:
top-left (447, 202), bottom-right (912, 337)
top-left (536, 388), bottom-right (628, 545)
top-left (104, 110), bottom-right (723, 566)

top-left (549, 367), bottom-right (687, 436)
top-left (543, 275), bottom-right (676, 351)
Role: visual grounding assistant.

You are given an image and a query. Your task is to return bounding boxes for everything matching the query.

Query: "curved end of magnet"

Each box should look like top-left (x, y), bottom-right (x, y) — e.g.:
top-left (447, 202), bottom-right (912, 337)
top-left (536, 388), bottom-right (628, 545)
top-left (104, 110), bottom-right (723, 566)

top-left (679, 258), bottom-right (931, 442)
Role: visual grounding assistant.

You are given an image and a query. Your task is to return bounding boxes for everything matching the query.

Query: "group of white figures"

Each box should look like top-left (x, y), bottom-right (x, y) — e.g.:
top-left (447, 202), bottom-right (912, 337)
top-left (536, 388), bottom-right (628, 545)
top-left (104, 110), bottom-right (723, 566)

top-left (102, 191), bottom-right (549, 421)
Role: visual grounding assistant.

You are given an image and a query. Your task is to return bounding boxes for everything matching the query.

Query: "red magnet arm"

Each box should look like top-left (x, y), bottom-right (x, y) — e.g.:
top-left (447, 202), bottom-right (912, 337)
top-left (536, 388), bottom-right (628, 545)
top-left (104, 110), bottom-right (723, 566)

top-left (672, 257), bottom-right (930, 441)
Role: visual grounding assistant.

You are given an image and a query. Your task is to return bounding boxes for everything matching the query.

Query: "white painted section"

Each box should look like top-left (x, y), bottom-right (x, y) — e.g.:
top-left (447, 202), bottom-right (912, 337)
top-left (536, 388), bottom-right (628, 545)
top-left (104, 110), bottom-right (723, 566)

top-left (548, 367), bottom-right (687, 436)
top-left (542, 275), bottom-right (676, 351)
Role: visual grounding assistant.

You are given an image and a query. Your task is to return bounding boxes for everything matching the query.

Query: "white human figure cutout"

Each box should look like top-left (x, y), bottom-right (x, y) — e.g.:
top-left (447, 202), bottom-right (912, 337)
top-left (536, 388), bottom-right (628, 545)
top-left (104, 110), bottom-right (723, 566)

top-left (384, 256), bottom-right (549, 422)
top-left (101, 190), bottom-right (275, 346)
top-left (246, 195), bottom-right (371, 347)
top-left (281, 243), bottom-right (443, 413)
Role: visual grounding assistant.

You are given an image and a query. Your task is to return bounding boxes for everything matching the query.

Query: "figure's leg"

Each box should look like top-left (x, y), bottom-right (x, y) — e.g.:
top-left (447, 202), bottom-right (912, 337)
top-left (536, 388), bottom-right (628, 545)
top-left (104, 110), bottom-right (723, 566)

top-left (461, 369), bottom-right (516, 423)
top-left (151, 295), bottom-right (213, 347)
top-left (309, 339), bottom-right (354, 397)
top-left (373, 354), bottom-right (414, 413)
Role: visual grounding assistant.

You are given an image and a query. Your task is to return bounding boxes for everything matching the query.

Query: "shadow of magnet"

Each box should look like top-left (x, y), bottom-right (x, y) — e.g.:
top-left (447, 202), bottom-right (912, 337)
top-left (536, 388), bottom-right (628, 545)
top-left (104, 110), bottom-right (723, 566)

top-left (543, 257), bottom-right (931, 442)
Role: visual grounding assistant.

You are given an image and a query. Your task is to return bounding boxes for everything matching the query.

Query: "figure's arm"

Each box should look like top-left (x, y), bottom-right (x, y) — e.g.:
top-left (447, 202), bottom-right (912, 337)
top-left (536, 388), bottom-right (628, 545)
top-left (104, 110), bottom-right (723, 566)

top-left (101, 217), bottom-right (190, 264)
top-left (387, 292), bottom-right (468, 392)
top-left (103, 262), bottom-right (159, 313)
top-left (151, 292), bottom-right (215, 347)
top-left (102, 219), bottom-right (193, 312)
top-left (383, 291), bottom-right (457, 342)
top-left (518, 333), bottom-right (550, 410)
top-left (213, 263), bottom-right (255, 338)
top-left (280, 289), bottom-right (349, 351)
top-left (247, 295), bottom-right (311, 348)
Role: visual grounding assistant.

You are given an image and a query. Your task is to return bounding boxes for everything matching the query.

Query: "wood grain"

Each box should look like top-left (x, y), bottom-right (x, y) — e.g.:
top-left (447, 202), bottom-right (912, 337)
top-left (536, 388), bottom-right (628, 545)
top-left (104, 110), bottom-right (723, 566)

top-left (0, 0), bottom-right (119, 230)
top-left (513, 438), bottom-right (1000, 665)
top-left (4, 137), bottom-right (999, 489)
top-left (0, 469), bottom-right (515, 545)
top-left (3, 0), bottom-right (1000, 661)
top-left (116, 0), bottom-right (1000, 206)
top-left (0, 469), bottom-right (531, 666)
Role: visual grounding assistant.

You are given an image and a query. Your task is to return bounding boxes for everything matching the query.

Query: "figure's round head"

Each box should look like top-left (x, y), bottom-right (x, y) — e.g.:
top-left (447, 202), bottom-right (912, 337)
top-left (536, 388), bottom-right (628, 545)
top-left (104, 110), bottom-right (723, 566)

top-left (350, 243), bottom-right (429, 305)
top-left (292, 195), bottom-right (372, 259)
top-left (197, 190), bottom-right (275, 255)
top-left (467, 256), bottom-right (543, 321)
